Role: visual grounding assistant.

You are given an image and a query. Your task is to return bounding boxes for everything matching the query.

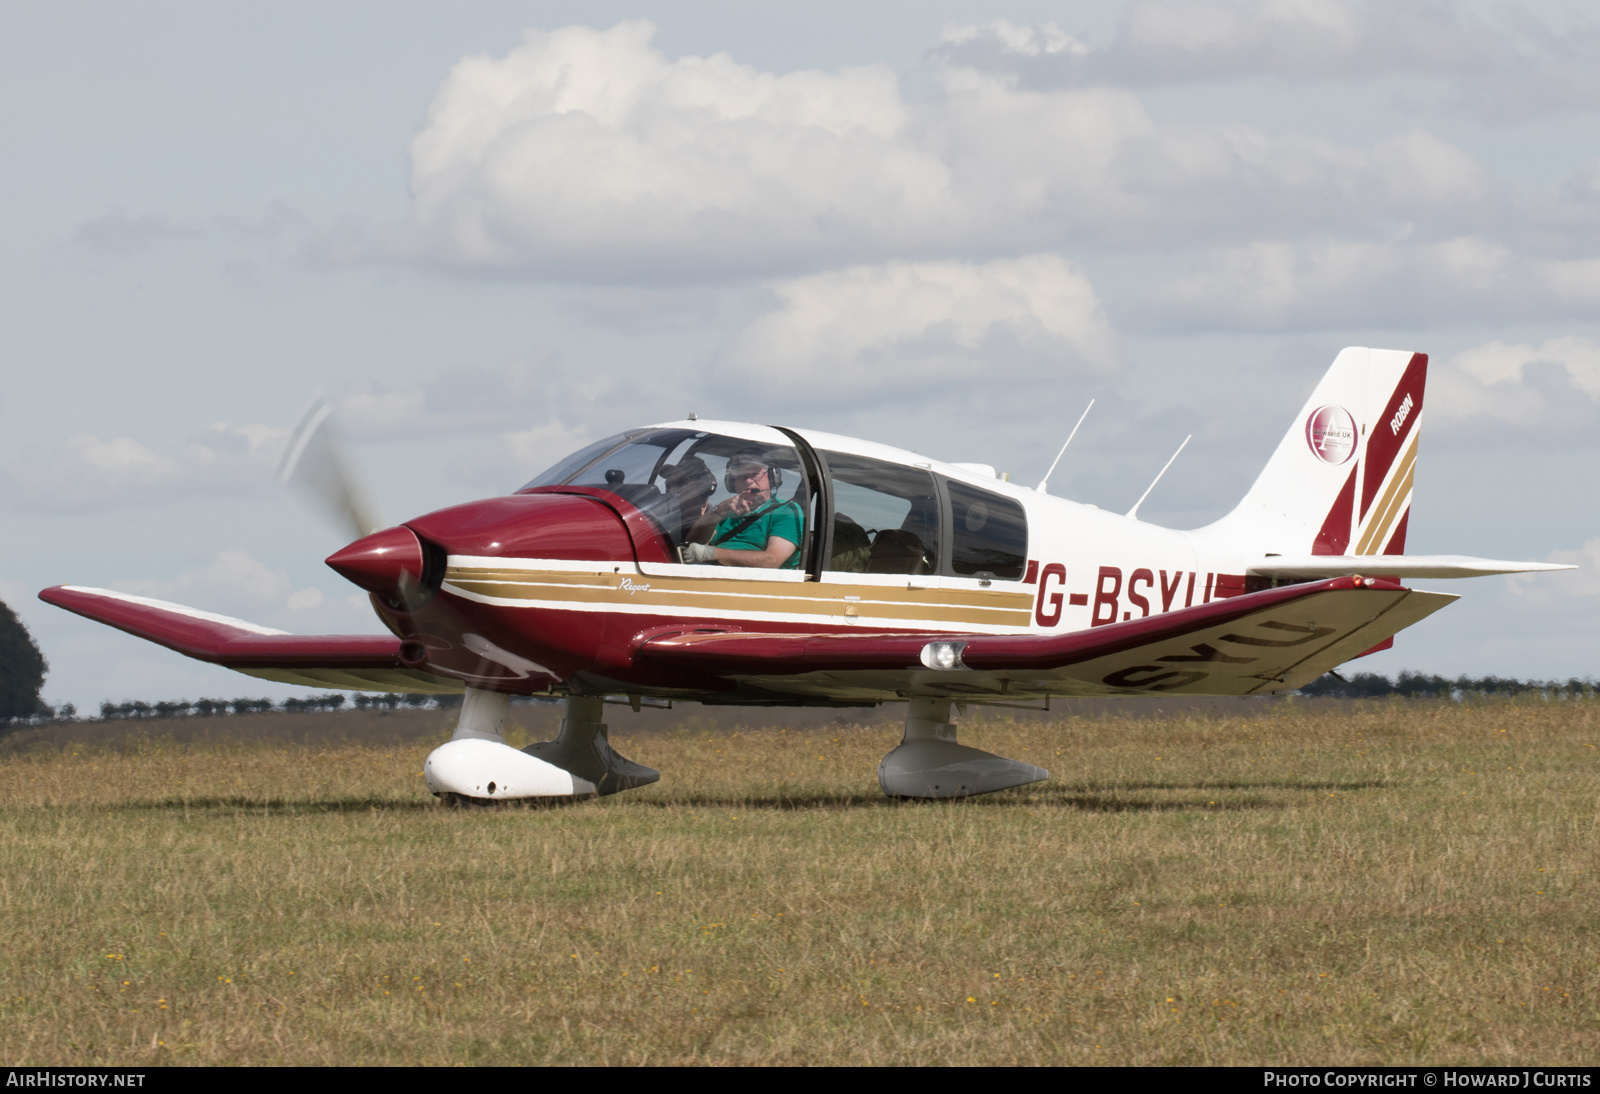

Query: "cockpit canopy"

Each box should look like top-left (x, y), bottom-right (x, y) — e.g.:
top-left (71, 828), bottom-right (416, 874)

top-left (522, 425), bottom-right (1028, 580)
top-left (522, 427), bottom-right (808, 555)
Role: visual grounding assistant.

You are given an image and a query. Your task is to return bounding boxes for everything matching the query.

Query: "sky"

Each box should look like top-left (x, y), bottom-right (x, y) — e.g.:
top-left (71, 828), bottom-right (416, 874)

top-left (3, 0), bottom-right (1598, 711)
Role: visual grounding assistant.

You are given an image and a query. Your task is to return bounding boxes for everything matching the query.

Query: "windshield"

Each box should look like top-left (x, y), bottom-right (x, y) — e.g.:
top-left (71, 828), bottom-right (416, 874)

top-left (521, 428), bottom-right (810, 556)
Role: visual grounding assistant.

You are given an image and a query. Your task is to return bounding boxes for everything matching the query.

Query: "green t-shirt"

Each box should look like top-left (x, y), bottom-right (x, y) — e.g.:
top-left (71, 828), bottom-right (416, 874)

top-left (710, 498), bottom-right (804, 569)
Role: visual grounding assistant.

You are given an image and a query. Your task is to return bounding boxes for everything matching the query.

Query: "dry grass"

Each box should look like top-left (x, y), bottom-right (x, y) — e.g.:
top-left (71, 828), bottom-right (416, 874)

top-left (1, 698), bottom-right (1597, 1065)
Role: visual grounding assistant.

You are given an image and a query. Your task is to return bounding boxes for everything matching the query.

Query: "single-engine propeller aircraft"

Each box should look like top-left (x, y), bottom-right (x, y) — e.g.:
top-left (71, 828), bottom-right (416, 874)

top-left (42, 348), bottom-right (1572, 802)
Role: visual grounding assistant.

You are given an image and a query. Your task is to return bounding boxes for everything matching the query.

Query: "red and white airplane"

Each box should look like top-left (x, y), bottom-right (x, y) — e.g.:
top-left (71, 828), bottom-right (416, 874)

top-left (41, 348), bottom-right (1571, 802)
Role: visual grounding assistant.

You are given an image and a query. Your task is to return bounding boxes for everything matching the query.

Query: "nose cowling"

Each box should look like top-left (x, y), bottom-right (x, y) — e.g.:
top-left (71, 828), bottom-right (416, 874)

top-left (326, 526), bottom-right (427, 605)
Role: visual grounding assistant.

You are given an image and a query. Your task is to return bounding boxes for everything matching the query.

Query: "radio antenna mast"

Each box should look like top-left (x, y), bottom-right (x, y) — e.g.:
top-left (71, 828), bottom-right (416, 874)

top-left (1126, 435), bottom-right (1191, 521)
top-left (1035, 399), bottom-right (1095, 494)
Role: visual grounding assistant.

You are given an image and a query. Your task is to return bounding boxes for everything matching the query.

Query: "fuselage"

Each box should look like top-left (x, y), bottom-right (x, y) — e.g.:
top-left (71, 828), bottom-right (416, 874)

top-left (335, 420), bottom-right (1275, 703)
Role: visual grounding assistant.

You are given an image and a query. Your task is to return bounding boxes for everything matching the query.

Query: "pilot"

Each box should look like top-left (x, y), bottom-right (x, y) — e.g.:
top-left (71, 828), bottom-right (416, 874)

top-left (660, 456), bottom-right (718, 542)
top-left (681, 448), bottom-right (803, 569)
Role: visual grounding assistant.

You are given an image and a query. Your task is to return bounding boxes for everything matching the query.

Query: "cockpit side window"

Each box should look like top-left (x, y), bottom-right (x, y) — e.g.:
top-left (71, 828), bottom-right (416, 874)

top-left (820, 451), bottom-right (940, 576)
top-left (945, 479), bottom-right (1028, 579)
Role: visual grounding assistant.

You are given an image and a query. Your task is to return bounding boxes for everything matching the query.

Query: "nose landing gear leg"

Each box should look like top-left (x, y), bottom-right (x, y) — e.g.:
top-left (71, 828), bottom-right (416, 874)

top-left (523, 694), bottom-right (660, 797)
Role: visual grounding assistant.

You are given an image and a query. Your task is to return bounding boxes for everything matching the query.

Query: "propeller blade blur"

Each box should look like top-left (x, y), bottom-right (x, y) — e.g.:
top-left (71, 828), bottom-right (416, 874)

top-left (278, 398), bottom-right (383, 540)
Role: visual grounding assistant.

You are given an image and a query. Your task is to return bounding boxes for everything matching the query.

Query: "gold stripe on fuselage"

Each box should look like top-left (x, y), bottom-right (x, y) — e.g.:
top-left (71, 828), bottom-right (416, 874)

top-left (443, 565), bottom-right (1035, 629)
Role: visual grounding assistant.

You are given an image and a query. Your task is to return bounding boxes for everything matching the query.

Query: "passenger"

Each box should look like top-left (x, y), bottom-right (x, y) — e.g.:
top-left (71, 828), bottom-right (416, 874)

top-left (660, 456), bottom-right (718, 543)
top-left (680, 449), bottom-right (803, 569)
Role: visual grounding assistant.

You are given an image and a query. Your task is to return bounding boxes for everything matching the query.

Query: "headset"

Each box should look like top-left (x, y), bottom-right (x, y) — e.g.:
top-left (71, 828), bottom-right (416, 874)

top-left (723, 449), bottom-right (783, 495)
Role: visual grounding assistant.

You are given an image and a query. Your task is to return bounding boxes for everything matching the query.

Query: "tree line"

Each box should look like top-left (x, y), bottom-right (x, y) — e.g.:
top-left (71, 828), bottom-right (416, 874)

top-left (1296, 671), bottom-right (1598, 701)
top-left (90, 692), bottom-right (465, 721)
top-left (50, 674), bottom-right (1600, 725)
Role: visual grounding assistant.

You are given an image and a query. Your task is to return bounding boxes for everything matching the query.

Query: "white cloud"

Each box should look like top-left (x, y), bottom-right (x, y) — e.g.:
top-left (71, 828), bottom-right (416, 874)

top-left (285, 587), bottom-right (324, 612)
top-left (1451, 337), bottom-right (1600, 397)
top-left (1, 423), bottom-right (287, 514)
top-left (1429, 337), bottom-right (1600, 431)
top-left (111, 550), bottom-right (370, 632)
top-left (504, 422), bottom-right (610, 481)
top-left (939, 20), bottom-right (1089, 59)
top-left (720, 255), bottom-right (1116, 402)
top-left (1506, 536), bottom-right (1600, 603)
top-left (337, 353), bottom-right (584, 442)
top-left (1144, 238), bottom-right (1600, 330)
top-left (934, 3), bottom-right (1600, 122)
top-left (349, 20), bottom-right (1507, 278)
top-left (113, 549), bottom-right (315, 615)
top-left (328, 357), bottom-right (682, 493)
top-left (389, 20), bottom-right (946, 276)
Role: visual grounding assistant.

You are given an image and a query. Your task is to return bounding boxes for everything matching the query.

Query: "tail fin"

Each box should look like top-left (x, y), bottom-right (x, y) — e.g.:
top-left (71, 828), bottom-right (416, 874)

top-left (1213, 347), bottom-right (1427, 557)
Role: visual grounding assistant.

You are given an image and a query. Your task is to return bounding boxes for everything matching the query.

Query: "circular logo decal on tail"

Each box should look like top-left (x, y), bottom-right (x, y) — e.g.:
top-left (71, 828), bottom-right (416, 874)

top-left (1305, 405), bottom-right (1357, 464)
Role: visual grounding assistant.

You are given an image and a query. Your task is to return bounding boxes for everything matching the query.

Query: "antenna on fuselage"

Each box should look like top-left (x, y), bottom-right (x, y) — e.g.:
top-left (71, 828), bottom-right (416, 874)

top-left (1035, 399), bottom-right (1095, 494)
top-left (1125, 435), bottom-right (1191, 521)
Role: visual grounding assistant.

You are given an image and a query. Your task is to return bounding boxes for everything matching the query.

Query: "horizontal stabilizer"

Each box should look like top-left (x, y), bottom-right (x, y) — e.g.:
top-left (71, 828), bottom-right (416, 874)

top-left (39, 586), bottom-right (460, 694)
top-left (1247, 555), bottom-right (1575, 579)
top-left (637, 576), bottom-right (1457, 698)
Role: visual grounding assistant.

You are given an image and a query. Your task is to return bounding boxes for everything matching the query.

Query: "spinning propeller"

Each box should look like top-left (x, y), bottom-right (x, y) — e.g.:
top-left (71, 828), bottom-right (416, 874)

top-left (277, 398), bottom-right (383, 541)
top-left (278, 399), bottom-right (437, 613)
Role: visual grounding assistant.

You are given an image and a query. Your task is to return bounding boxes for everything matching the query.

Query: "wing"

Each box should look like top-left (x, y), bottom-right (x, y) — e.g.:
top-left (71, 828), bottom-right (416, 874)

top-left (39, 586), bottom-right (460, 694)
top-left (636, 576), bottom-right (1456, 701)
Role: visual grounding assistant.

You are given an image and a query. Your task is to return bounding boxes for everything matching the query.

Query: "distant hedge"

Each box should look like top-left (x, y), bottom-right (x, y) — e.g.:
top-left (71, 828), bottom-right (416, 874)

top-left (87, 692), bottom-right (464, 721)
top-left (1296, 671), bottom-right (1597, 700)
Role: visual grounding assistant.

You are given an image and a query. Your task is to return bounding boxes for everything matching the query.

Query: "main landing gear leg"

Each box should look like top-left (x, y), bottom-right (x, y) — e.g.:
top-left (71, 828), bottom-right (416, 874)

top-left (423, 688), bottom-right (657, 802)
top-left (523, 695), bottom-right (661, 797)
top-left (878, 698), bottom-right (1048, 800)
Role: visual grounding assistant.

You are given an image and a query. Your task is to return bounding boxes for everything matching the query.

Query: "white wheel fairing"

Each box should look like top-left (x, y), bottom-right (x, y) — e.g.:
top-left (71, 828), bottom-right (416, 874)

top-left (424, 738), bottom-right (597, 800)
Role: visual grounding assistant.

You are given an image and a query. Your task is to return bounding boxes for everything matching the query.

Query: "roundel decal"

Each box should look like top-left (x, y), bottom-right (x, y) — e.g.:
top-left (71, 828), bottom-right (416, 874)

top-left (1305, 405), bottom-right (1357, 465)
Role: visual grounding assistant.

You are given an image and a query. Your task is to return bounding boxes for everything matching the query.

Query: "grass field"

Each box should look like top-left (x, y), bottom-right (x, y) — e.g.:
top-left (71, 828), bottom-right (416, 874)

top-left (1, 697), bottom-right (1596, 1066)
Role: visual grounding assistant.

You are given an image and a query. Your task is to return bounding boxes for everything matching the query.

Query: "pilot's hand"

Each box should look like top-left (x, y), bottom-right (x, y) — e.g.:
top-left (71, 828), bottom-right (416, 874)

top-left (681, 542), bottom-right (720, 564)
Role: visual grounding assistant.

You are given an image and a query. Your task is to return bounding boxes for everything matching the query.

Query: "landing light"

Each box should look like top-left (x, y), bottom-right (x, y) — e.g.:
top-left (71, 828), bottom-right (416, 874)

top-left (920, 641), bottom-right (968, 671)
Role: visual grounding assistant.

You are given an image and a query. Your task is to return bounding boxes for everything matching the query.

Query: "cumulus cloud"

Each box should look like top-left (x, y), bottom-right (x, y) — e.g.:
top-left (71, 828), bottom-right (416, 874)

top-left (1143, 237), bottom-right (1600, 330)
top-left (1429, 337), bottom-right (1600, 433)
top-left (110, 550), bottom-right (374, 634)
top-left (338, 353), bottom-right (572, 441)
top-left (934, 3), bottom-right (1600, 122)
top-left (330, 355), bottom-right (688, 491)
top-left (114, 550), bottom-right (314, 615)
top-left (345, 20), bottom-right (1509, 278)
top-left (1, 423), bottom-right (287, 513)
top-left (719, 255), bottom-right (1116, 403)
top-left (1504, 537), bottom-right (1600, 607)
top-left (1451, 337), bottom-right (1600, 397)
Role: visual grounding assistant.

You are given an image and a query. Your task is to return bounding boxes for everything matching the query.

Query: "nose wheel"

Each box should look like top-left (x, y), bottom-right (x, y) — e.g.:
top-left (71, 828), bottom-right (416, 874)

top-left (424, 689), bottom-right (659, 804)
